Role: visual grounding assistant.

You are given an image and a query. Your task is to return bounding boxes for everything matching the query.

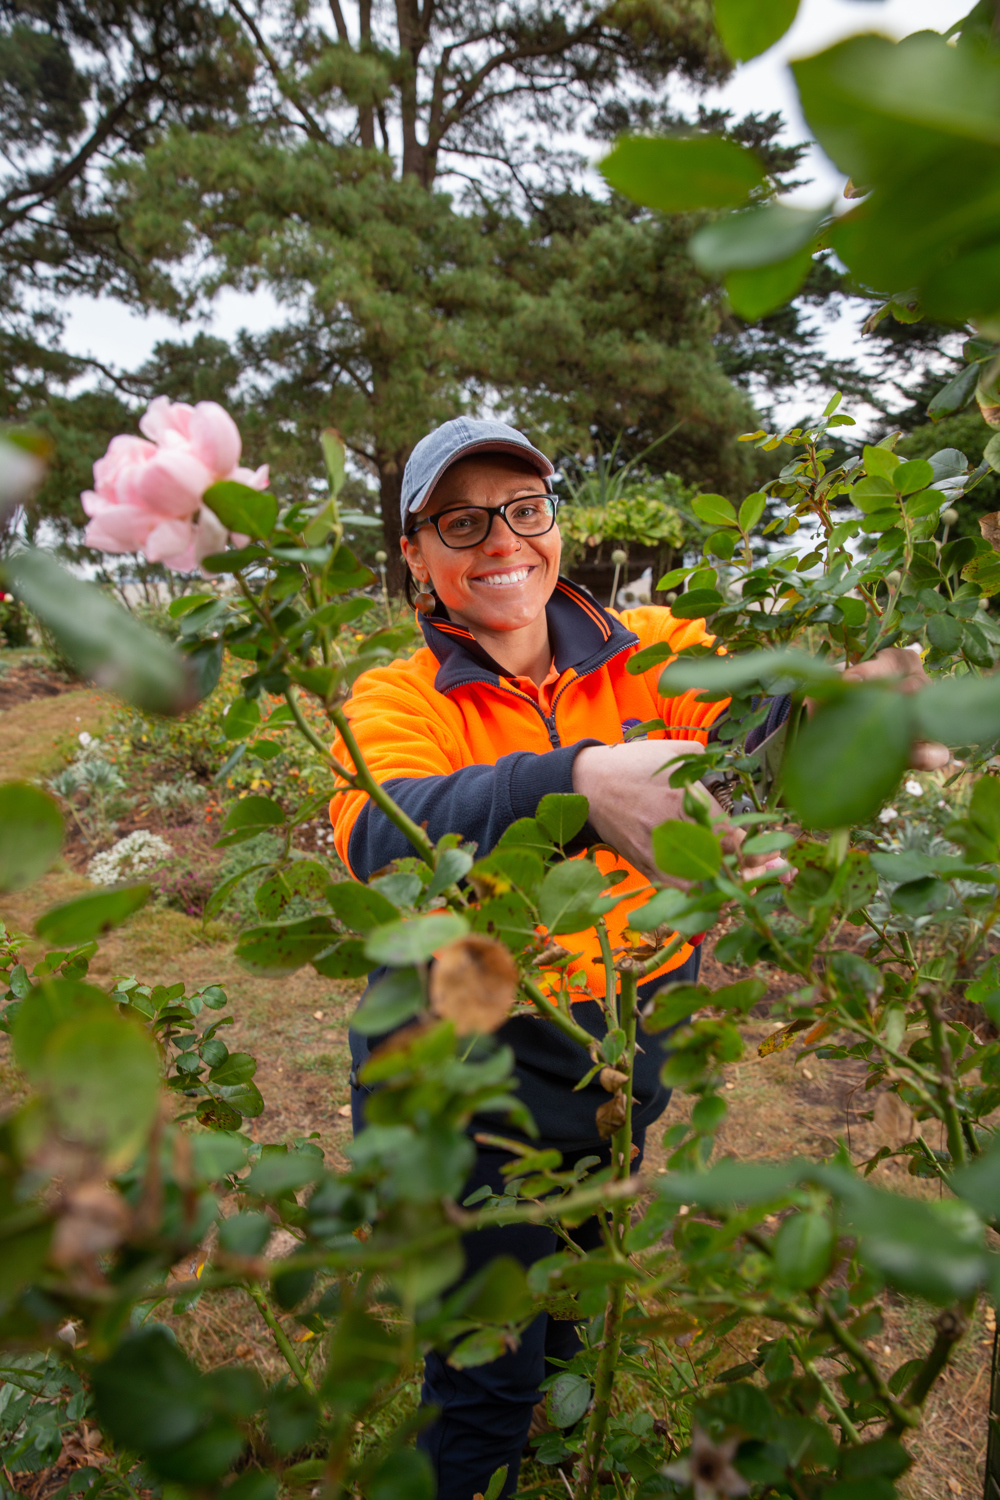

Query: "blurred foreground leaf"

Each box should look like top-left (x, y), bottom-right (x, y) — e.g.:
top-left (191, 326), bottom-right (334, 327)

top-left (3, 549), bottom-right (191, 714)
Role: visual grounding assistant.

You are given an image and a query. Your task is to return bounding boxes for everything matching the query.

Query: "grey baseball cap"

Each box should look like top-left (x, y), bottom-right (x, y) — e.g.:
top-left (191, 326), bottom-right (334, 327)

top-left (400, 417), bottom-right (554, 532)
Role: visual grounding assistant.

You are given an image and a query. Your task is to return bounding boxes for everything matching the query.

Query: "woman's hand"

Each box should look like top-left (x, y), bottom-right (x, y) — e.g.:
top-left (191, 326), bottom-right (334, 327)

top-left (572, 740), bottom-right (756, 886)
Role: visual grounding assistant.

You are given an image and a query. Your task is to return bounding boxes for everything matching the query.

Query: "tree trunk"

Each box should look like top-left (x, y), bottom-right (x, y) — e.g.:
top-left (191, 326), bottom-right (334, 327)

top-left (358, 0), bottom-right (375, 149)
top-left (377, 456), bottom-right (407, 594)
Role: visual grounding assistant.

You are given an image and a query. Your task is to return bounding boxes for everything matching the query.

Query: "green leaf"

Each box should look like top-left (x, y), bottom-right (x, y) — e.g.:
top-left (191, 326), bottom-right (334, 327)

top-left (245, 1152), bottom-right (324, 1198)
top-left (784, 688), bottom-right (914, 828)
top-left (929, 361), bottom-right (980, 421)
top-left (915, 674), bottom-right (1000, 747)
top-left (970, 774), bottom-right (1000, 841)
top-left (0, 782), bottom-right (63, 892)
top-left (537, 860), bottom-right (616, 935)
top-left (208, 1051), bottom-right (257, 1086)
top-left (36, 885), bottom-right (150, 944)
top-left (235, 916), bottom-right (336, 974)
top-left (321, 429), bottom-right (347, 497)
top-left (364, 912), bottom-right (469, 965)
top-left (45, 1013), bottom-right (160, 1164)
top-left (352, 968), bottom-right (425, 1036)
top-left (214, 1079), bottom-right (265, 1118)
top-left (535, 793), bottom-right (590, 845)
top-left (426, 847), bottom-right (474, 900)
top-left (447, 1328), bottom-right (508, 1368)
top-left (223, 795), bottom-right (285, 831)
top-left (852, 475), bottom-right (897, 513)
top-left (367, 1449), bottom-right (434, 1500)
top-left (93, 1327), bottom-right (206, 1451)
top-left (3, 549), bottom-right (188, 714)
top-left (863, 445), bottom-right (901, 480)
top-left (203, 480), bottom-right (278, 540)
top-left (654, 647), bottom-right (837, 699)
top-left (13, 978), bottom-right (111, 1077)
top-left (218, 1212), bottom-right (271, 1255)
top-left (204, 862), bottom-right (271, 921)
top-left (892, 460), bottom-right (934, 495)
top-left (725, 246), bottom-right (815, 320)
top-left (669, 588), bottom-right (724, 620)
top-left (254, 861), bottom-right (330, 919)
top-left (926, 613), bottom-right (963, 652)
top-left (889, 877), bottom-right (951, 917)
top-left (773, 1209), bottom-right (835, 1290)
top-left (691, 202), bottom-right (827, 274)
top-left (547, 1371), bottom-right (592, 1428)
top-left (222, 697), bottom-right (261, 741)
top-left (651, 821), bottom-right (722, 881)
top-left (202, 545), bottom-right (269, 574)
top-left (168, 593), bottom-right (214, 618)
top-left (714, 0), bottom-right (800, 61)
top-left (737, 493), bottom-right (766, 532)
top-left (600, 135), bottom-right (765, 212)
top-left (325, 881), bottom-right (401, 931)
top-left (691, 493), bottom-right (737, 527)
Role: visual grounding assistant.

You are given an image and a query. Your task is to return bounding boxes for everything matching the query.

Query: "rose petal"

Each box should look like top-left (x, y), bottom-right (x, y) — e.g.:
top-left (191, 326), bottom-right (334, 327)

top-left (134, 449), bottom-right (214, 518)
top-left (139, 396), bottom-right (194, 445)
top-left (144, 517), bottom-right (195, 562)
top-left (84, 506), bottom-right (157, 552)
top-left (226, 463), bottom-right (270, 491)
top-left (190, 401), bottom-right (241, 476)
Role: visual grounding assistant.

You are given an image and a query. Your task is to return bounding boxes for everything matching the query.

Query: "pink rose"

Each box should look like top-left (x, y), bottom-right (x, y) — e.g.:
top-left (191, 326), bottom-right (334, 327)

top-left (83, 396), bottom-right (267, 572)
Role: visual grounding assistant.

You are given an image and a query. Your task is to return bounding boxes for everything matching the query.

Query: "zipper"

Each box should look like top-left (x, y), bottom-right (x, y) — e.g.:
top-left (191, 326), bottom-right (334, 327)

top-left (464, 640), bottom-right (637, 750)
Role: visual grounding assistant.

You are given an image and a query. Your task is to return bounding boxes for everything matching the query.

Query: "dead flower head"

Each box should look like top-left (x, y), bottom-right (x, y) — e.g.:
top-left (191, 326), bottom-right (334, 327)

top-left (429, 934), bottom-right (518, 1034)
top-left (595, 1090), bottom-right (628, 1140)
top-left (664, 1427), bottom-right (749, 1500)
top-left (51, 1180), bottom-right (131, 1268)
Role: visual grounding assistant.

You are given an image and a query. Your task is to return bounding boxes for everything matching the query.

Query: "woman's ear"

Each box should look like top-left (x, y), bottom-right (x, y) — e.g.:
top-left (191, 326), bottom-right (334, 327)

top-left (400, 533), bottom-right (428, 584)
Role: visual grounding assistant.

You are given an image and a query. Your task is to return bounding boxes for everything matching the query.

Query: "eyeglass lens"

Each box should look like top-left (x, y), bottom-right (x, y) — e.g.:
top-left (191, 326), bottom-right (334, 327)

top-left (435, 497), bottom-right (556, 548)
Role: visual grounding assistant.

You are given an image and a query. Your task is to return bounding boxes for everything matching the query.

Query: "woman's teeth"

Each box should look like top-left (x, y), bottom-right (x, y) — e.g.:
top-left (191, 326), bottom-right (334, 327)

top-left (475, 567), bottom-right (531, 586)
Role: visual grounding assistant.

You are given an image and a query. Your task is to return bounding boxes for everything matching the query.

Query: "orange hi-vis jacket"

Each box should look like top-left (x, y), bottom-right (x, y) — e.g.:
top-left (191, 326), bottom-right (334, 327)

top-left (329, 577), bottom-right (724, 999)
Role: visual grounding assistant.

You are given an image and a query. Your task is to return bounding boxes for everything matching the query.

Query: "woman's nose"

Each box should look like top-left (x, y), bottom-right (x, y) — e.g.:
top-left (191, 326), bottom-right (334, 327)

top-left (479, 517), bottom-right (522, 555)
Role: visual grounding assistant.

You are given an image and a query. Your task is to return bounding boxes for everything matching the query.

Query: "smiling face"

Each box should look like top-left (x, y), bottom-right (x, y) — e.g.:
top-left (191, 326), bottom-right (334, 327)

top-left (400, 453), bottom-right (561, 635)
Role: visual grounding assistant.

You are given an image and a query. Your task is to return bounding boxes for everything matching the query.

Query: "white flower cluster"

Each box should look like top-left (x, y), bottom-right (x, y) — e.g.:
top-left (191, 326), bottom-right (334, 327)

top-left (88, 830), bottom-right (174, 886)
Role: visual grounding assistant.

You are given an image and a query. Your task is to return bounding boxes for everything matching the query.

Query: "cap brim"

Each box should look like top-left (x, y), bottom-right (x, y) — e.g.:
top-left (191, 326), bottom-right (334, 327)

top-left (406, 439), bottom-right (554, 519)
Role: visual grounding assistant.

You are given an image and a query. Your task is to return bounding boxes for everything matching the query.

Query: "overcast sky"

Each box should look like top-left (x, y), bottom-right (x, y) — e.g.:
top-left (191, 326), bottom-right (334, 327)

top-left (61, 0), bottom-right (972, 411)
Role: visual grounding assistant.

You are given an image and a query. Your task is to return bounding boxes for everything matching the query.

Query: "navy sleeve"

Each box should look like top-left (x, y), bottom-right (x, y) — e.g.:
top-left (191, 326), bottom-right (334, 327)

top-left (347, 742), bottom-right (601, 880)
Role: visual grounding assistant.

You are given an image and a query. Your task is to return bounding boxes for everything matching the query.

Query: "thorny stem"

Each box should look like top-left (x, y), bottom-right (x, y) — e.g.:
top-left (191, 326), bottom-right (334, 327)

top-left (920, 986), bottom-right (968, 1166)
top-left (888, 1307), bottom-right (969, 1432)
top-left (575, 969), bottom-right (639, 1499)
top-left (522, 975), bottom-right (599, 1052)
top-left (597, 917), bottom-right (618, 1027)
top-left (790, 1335), bottom-right (861, 1445)
top-left (817, 1299), bottom-right (917, 1429)
top-left (247, 1281), bottom-right (317, 1392)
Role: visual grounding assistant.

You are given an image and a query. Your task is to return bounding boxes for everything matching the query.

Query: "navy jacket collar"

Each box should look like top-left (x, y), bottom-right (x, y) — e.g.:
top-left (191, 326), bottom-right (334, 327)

top-left (419, 577), bottom-right (639, 695)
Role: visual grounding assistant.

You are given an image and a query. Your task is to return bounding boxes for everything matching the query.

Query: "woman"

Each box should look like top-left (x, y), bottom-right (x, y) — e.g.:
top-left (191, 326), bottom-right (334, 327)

top-left (330, 416), bottom-right (943, 1498)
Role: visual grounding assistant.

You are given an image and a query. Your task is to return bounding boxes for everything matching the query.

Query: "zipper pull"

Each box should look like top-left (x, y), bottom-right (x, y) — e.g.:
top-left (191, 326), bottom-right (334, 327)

top-left (544, 714), bottom-right (561, 748)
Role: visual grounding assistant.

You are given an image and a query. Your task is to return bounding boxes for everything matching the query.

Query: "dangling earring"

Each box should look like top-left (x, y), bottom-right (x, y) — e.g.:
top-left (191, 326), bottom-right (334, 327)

top-left (414, 579), bottom-right (436, 616)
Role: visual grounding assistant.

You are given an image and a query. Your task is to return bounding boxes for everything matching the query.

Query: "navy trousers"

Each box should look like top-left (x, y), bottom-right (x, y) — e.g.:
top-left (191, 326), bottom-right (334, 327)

top-left (415, 1139), bottom-right (644, 1500)
top-left (348, 955), bottom-right (699, 1500)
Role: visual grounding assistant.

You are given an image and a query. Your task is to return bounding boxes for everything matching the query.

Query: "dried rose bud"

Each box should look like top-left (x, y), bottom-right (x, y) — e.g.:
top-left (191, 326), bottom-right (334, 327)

top-left (595, 1091), bottom-right (628, 1139)
top-left (599, 1066), bottom-right (629, 1093)
top-left (429, 934), bottom-right (518, 1034)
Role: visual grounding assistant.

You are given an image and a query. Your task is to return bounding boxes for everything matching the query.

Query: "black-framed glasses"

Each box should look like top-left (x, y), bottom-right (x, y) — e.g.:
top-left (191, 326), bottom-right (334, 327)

top-left (406, 495), bottom-right (560, 550)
